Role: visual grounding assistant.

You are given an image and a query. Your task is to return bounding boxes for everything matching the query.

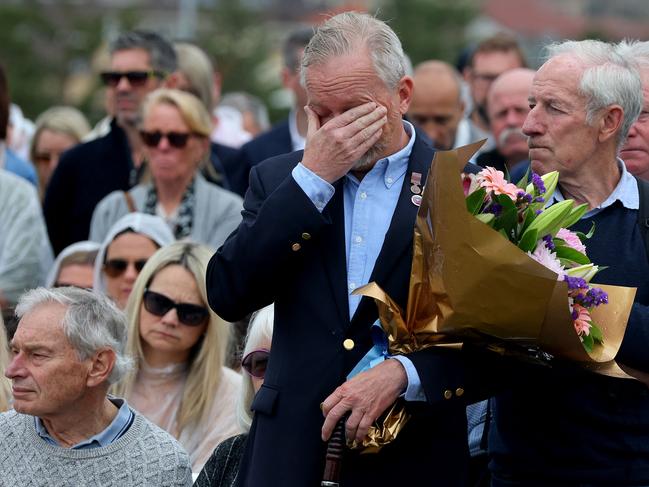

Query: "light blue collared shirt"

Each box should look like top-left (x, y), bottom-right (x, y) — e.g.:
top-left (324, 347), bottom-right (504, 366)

top-left (35, 397), bottom-right (134, 449)
top-left (292, 121), bottom-right (425, 401)
top-left (549, 158), bottom-right (638, 213)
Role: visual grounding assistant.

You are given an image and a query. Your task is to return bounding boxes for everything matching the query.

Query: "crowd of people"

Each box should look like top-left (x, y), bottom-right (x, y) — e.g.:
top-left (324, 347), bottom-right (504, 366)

top-left (2, 9), bottom-right (649, 487)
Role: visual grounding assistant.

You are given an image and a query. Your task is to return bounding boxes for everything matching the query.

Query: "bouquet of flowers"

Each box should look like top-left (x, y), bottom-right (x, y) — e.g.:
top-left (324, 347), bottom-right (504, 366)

top-left (351, 141), bottom-right (637, 451)
top-left (463, 166), bottom-right (609, 352)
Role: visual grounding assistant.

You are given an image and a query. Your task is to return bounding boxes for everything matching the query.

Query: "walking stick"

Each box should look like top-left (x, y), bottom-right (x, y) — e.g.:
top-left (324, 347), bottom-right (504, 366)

top-left (321, 418), bottom-right (345, 486)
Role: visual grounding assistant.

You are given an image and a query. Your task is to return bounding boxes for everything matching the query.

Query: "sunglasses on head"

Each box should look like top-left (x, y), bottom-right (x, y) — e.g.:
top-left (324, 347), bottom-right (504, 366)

top-left (139, 130), bottom-right (196, 149)
top-left (100, 70), bottom-right (165, 87)
top-left (103, 258), bottom-right (148, 278)
top-left (241, 349), bottom-right (270, 379)
top-left (143, 289), bottom-right (210, 327)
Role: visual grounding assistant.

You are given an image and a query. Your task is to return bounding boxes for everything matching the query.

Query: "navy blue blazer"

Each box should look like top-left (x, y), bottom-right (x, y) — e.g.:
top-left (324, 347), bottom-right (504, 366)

top-left (207, 136), bottom-right (485, 486)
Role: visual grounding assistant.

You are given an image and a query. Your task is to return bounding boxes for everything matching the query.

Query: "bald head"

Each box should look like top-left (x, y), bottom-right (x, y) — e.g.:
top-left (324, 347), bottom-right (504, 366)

top-left (408, 61), bottom-right (464, 150)
top-left (487, 68), bottom-right (535, 168)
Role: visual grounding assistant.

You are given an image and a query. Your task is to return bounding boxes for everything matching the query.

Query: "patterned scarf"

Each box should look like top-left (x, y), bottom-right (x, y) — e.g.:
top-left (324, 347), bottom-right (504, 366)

top-left (144, 178), bottom-right (196, 239)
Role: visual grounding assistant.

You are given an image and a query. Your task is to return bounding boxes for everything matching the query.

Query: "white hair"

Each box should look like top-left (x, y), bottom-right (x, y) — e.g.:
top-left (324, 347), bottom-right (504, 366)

top-left (236, 304), bottom-right (274, 432)
top-left (616, 39), bottom-right (649, 69)
top-left (15, 287), bottom-right (132, 384)
top-left (545, 40), bottom-right (642, 149)
top-left (300, 12), bottom-right (406, 90)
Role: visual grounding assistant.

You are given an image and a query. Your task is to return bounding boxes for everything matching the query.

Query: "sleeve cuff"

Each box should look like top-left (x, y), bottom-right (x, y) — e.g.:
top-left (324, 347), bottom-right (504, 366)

top-left (291, 162), bottom-right (335, 212)
top-left (390, 356), bottom-right (427, 402)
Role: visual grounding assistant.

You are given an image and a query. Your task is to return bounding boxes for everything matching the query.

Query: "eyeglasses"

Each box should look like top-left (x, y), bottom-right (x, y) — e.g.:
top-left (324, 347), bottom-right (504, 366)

top-left (143, 289), bottom-right (210, 327)
top-left (139, 130), bottom-right (197, 149)
top-left (100, 70), bottom-right (165, 87)
top-left (103, 258), bottom-right (148, 278)
top-left (241, 349), bottom-right (270, 378)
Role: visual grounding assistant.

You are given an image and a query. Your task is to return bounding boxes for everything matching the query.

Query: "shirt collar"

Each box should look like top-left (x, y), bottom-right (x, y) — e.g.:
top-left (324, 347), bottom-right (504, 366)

top-left (549, 158), bottom-right (638, 216)
top-left (346, 120), bottom-right (416, 189)
top-left (288, 109), bottom-right (306, 151)
top-left (35, 397), bottom-right (133, 449)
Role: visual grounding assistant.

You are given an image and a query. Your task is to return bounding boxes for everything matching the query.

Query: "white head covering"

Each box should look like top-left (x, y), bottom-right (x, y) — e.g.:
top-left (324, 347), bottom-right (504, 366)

top-left (93, 213), bottom-right (175, 294)
top-left (45, 241), bottom-right (101, 287)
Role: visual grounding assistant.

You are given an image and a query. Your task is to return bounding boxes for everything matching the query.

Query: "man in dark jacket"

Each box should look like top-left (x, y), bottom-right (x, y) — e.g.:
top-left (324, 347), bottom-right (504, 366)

top-left (206, 12), bottom-right (483, 487)
top-left (44, 30), bottom-right (176, 254)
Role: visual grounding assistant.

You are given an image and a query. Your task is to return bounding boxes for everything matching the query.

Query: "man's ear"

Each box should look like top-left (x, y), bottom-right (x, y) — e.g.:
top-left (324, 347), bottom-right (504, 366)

top-left (86, 349), bottom-right (117, 388)
top-left (598, 105), bottom-right (624, 144)
top-left (398, 76), bottom-right (414, 115)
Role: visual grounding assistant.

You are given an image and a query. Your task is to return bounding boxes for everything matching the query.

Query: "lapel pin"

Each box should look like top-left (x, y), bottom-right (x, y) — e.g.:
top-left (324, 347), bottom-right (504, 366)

top-left (410, 172), bottom-right (422, 195)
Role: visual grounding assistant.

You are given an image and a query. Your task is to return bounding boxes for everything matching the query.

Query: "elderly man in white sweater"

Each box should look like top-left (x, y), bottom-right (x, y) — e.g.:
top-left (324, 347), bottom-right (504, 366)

top-left (0, 286), bottom-right (192, 486)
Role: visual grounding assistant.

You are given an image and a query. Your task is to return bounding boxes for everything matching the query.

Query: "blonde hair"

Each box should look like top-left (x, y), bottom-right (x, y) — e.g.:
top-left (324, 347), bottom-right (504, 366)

top-left (174, 42), bottom-right (216, 112)
top-left (30, 106), bottom-right (90, 163)
top-left (113, 242), bottom-right (230, 433)
top-left (141, 88), bottom-right (212, 138)
top-left (236, 304), bottom-right (274, 431)
top-left (0, 314), bottom-right (13, 412)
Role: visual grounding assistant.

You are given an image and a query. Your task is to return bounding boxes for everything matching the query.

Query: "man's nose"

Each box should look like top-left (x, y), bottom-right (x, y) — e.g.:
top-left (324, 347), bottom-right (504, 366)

top-left (522, 109), bottom-right (540, 137)
top-left (5, 353), bottom-right (25, 379)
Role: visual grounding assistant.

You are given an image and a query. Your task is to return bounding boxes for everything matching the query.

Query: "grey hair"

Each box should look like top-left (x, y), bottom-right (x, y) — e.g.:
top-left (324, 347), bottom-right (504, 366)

top-left (283, 27), bottom-right (315, 72)
top-left (110, 30), bottom-right (177, 75)
top-left (545, 40), bottom-right (642, 149)
top-left (236, 304), bottom-right (274, 432)
top-left (220, 92), bottom-right (270, 132)
top-left (300, 12), bottom-right (406, 91)
top-left (15, 287), bottom-right (132, 384)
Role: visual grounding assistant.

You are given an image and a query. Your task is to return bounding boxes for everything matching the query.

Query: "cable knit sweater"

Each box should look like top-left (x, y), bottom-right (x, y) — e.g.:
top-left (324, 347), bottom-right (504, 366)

top-left (0, 409), bottom-right (193, 486)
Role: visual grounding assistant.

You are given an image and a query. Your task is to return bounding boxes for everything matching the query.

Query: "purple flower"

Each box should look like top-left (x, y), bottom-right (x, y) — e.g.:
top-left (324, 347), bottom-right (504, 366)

top-left (564, 276), bottom-right (588, 290)
top-left (542, 234), bottom-right (555, 251)
top-left (533, 196), bottom-right (545, 203)
top-left (487, 203), bottom-right (503, 216)
top-left (586, 287), bottom-right (608, 307)
top-left (517, 191), bottom-right (533, 204)
top-left (531, 173), bottom-right (546, 195)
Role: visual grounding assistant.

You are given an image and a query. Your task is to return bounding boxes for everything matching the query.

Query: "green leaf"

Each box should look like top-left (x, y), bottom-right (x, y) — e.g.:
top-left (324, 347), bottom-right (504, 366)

top-left (581, 333), bottom-right (594, 353)
top-left (519, 207), bottom-right (536, 235)
top-left (466, 188), bottom-right (487, 215)
top-left (475, 213), bottom-right (495, 225)
top-left (516, 166), bottom-right (530, 189)
top-left (520, 200), bottom-right (574, 244)
top-left (518, 228), bottom-right (538, 252)
top-left (590, 322), bottom-right (604, 344)
top-left (560, 203), bottom-right (589, 229)
top-left (494, 207), bottom-right (518, 235)
top-left (554, 245), bottom-right (590, 265)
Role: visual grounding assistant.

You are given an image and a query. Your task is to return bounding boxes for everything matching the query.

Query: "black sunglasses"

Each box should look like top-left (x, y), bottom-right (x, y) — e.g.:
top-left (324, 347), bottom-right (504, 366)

top-left (139, 130), bottom-right (197, 149)
top-left (143, 289), bottom-right (209, 327)
top-left (103, 258), bottom-right (148, 278)
top-left (241, 349), bottom-right (270, 379)
top-left (100, 70), bottom-right (165, 87)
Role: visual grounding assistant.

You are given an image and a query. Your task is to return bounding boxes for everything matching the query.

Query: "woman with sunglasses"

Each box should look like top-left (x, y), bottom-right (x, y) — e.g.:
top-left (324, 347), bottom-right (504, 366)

top-left (89, 88), bottom-right (242, 249)
top-left (113, 242), bottom-right (242, 473)
top-left (94, 212), bottom-right (174, 309)
top-left (195, 304), bottom-right (273, 487)
top-left (29, 106), bottom-right (90, 202)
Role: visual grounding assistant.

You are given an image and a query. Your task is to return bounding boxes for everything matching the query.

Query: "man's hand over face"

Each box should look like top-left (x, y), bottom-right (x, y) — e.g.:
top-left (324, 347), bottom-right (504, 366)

top-left (302, 102), bottom-right (387, 183)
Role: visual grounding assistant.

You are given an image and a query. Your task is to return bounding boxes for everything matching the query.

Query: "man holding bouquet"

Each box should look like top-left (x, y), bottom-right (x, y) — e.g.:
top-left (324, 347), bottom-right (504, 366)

top-left (206, 11), bottom-right (482, 487)
top-left (489, 40), bottom-right (649, 486)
